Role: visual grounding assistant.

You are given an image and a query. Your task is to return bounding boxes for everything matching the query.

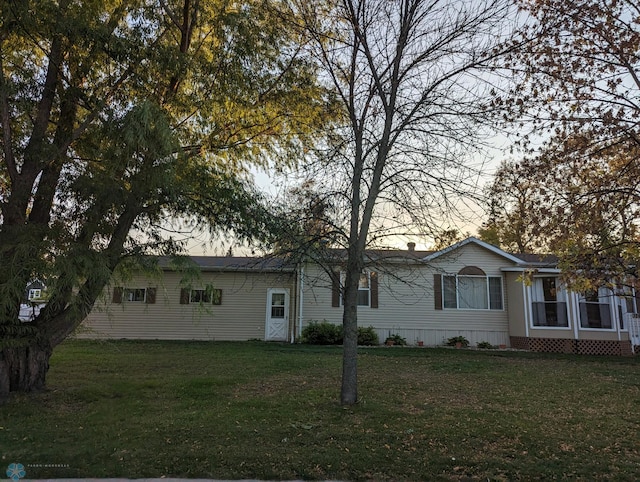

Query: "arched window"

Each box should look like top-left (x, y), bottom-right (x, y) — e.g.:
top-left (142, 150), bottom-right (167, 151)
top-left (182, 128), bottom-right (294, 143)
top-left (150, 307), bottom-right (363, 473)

top-left (436, 266), bottom-right (503, 310)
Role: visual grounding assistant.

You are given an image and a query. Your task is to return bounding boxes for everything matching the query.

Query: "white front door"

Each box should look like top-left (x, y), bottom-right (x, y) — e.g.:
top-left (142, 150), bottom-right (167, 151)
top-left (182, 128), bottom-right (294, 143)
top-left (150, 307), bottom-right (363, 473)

top-left (265, 288), bottom-right (289, 341)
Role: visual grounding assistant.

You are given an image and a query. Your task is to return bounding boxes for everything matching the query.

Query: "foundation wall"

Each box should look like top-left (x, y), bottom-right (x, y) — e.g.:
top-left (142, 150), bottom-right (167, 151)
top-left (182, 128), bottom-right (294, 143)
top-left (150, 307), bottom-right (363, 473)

top-left (510, 336), bottom-right (634, 356)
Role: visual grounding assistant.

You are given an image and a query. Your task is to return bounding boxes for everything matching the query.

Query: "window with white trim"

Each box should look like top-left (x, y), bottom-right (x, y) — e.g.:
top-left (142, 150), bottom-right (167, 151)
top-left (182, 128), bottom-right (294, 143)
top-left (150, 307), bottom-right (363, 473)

top-left (124, 288), bottom-right (146, 302)
top-left (614, 284), bottom-right (636, 331)
top-left (340, 272), bottom-right (371, 306)
top-left (356, 272), bottom-right (371, 306)
top-left (28, 289), bottom-right (42, 300)
top-left (112, 286), bottom-right (156, 304)
top-left (190, 289), bottom-right (211, 303)
top-left (180, 287), bottom-right (222, 305)
top-left (333, 271), bottom-right (378, 308)
top-left (579, 288), bottom-right (612, 329)
top-left (441, 267), bottom-right (503, 310)
top-left (271, 292), bottom-right (286, 317)
top-left (531, 276), bottom-right (569, 327)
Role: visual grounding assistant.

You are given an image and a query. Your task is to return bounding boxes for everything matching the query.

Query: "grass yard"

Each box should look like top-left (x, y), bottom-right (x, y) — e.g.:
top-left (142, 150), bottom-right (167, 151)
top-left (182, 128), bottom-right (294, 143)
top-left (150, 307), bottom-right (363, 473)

top-left (1, 340), bottom-right (640, 481)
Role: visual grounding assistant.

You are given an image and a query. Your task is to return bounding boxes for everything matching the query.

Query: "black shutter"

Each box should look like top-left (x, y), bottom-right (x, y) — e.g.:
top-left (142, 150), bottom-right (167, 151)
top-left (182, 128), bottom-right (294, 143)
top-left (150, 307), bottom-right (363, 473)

top-left (212, 288), bottom-right (222, 305)
top-left (146, 287), bottom-right (157, 304)
top-left (112, 287), bottom-right (123, 304)
top-left (180, 288), bottom-right (190, 304)
top-left (434, 274), bottom-right (442, 310)
top-left (331, 272), bottom-right (340, 307)
top-left (370, 272), bottom-right (378, 309)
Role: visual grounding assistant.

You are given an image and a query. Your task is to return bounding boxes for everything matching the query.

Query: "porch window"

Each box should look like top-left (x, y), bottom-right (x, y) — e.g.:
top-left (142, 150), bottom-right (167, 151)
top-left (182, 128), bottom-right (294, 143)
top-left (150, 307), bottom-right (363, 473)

top-left (615, 285), bottom-right (636, 330)
top-left (579, 288), bottom-right (612, 329)
top-left (441, 269), bottom-right (503, 310)
top-left (531, 277), bottom-right (568, 327)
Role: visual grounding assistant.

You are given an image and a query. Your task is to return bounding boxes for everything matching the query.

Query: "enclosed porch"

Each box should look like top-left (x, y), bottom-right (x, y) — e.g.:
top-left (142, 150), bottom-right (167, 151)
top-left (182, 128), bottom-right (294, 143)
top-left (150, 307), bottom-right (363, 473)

top-left (506, 270), bottom-right (638, 356)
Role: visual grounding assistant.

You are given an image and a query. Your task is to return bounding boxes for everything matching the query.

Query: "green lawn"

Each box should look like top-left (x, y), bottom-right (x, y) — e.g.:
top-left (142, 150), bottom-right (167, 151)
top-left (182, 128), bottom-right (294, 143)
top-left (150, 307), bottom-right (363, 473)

top-left (1, 340), bottom-right (640, 481)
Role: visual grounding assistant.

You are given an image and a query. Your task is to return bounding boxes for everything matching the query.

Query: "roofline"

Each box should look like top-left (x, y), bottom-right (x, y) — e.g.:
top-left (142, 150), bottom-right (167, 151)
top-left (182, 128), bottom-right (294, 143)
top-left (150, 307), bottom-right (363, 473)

top-left (157, 256), bottom-right (296, 273)
top-left (193, 266), bottom-right (296, 273)
top-left (501, 267), bottom-right (561, 274)
top-left (422, 236), bottom-right (526, 265)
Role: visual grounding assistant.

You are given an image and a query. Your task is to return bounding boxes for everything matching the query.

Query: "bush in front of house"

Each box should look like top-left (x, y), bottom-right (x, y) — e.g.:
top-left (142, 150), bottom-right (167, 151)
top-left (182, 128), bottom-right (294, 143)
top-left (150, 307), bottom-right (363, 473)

top-left (477, 341), bottom-right (496, 349)
top-left (445, 335), bottom-right (470, 347)
top-left (385, 333), bottom-right (407, 346)
top-left (301, 321), bottom-right (380, 346)
top-left (300, 320), bottom-right (342, 345)
top-left (357, 326), bottom-right (379, 346)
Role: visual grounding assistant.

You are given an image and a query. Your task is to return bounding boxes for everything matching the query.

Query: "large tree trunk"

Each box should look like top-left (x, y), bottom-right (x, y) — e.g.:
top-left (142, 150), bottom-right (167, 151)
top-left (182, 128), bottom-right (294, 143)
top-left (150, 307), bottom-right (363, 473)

top-left (0, 340), bottom-right (52, 397)
top-left (340, 264), bottom-right (361, 405)
top-left (0, 276), bottom-right (112, 396)
top-left (341, 313), bottom-right (358, 405)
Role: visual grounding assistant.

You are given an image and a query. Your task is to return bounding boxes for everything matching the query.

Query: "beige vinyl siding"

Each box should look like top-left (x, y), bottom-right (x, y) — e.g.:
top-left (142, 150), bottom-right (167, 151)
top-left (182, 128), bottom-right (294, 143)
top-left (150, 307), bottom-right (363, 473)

top-left (429, 243), bottom-right (515, 277)
top-left (505, 271), bottom-right (527, 337)
top-left (79, 270), bottom-right (295, 341)
top-left (528, 328), bottom-right (575, 339)
top-left (578, 330), bottom-right (621, 341)
top-left (301, 262), bottom-right (434, 328)
top-left (301, 243), bottom-right (517, 346)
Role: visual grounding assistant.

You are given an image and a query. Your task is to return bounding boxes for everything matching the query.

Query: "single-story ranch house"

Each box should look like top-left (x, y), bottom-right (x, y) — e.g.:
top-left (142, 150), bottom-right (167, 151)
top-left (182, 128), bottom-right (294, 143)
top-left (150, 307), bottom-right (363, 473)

top-left (79, 237), bottom-right (640, 356)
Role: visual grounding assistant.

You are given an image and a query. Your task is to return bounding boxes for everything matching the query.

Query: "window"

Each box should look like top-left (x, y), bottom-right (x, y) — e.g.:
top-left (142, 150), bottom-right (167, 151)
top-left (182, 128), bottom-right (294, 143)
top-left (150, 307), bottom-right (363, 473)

top-left (459, 276), bottom-right (489, 309)
top-left (112, 287), bottom-right (156, 304)
top-left (180, 287), bottom-right (222, 305)
top-left (356, 273), bottom-right (370, 306)
top-left (615, 285), bottom-right (636, 330)
top-left (579, 288), bottom-right (612, 329)
top-left (28, 289), bottom-right (42, 300)
top-left (489, 277), bottom-right (503, 310)
top-left (439, 268), bottom-right (503, 310)
top-left (124, 288), bottom-right (146, 302)
top-left (331, 271), bottom-right (378, 308)
top-left (190, 289), bottom-right (211, 303)
top-left (271, 292), bottom-right (286, 318)
top-left (531, 276), bottom-right (568, 327)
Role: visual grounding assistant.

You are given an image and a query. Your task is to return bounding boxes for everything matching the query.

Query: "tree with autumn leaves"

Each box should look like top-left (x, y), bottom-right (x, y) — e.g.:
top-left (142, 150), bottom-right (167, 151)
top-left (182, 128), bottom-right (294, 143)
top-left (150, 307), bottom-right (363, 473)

top-left (485, 0), bottom-right (640, 289)
top-left (478, 160), bottom-right (540, 254)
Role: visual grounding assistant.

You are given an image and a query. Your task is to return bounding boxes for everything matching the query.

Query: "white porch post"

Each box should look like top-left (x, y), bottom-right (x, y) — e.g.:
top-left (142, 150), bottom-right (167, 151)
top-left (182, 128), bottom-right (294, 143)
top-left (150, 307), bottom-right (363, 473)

top-left (613, 289), bottom-right (622, 341)
top-left (522, 281), bottom-right (530, 338)
top-left (570, 291), bottom-right (580, 340)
